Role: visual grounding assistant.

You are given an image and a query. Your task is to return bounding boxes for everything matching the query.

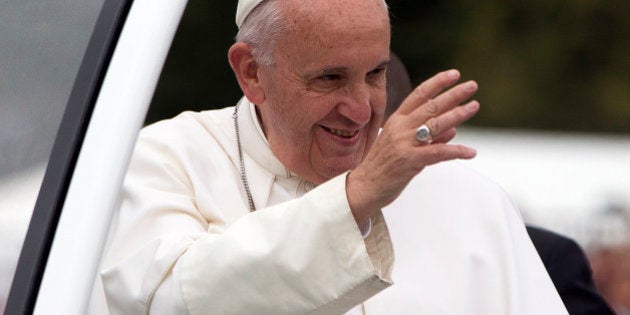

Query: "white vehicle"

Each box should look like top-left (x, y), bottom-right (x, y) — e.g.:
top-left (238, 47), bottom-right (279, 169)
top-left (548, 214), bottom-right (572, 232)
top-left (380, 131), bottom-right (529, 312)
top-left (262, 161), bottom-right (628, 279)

top-left (3, 0), bottom-right (186, 313)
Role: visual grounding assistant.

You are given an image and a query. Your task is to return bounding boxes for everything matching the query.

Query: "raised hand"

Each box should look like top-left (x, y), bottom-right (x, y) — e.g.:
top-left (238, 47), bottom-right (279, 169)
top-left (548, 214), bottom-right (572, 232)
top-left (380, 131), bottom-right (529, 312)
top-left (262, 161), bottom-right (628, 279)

top-left (347, 70), bottom-right (480, 224)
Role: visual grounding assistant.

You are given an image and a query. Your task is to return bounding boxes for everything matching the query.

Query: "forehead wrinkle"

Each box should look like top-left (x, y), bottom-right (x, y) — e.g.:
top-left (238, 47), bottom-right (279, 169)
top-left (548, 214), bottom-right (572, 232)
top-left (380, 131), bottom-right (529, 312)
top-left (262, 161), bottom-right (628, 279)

top-left (271, 1), bottom-right (390, 66)
top-left (282, 0), bottom-right (390, 36)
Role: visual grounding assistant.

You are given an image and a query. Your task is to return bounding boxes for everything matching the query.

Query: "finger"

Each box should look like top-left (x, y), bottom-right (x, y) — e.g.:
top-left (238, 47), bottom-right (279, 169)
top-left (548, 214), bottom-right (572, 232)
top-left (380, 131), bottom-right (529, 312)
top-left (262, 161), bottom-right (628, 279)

top-left (410, 80), bottom-right (478, 124)
top-left (396, 69), bottom-right (461, 115)
top-left (416, 143), bottom-right (477, 166)
top-left (430, 127), bottom-right (457, 144)
top-left (422, 100), bottom-right (479, 138)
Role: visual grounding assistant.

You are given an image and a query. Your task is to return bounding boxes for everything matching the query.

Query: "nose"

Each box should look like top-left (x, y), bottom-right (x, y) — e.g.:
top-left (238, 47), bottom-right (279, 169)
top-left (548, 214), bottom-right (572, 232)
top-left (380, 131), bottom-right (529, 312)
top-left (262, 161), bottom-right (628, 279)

top-left (337, 82), bottom-right (372, 126)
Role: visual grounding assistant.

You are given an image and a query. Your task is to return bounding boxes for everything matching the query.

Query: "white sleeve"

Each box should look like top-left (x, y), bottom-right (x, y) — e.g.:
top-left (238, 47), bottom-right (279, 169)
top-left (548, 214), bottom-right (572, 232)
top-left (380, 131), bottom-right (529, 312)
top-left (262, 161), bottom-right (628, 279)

top-left (178, 175), bottom-right (392, 315)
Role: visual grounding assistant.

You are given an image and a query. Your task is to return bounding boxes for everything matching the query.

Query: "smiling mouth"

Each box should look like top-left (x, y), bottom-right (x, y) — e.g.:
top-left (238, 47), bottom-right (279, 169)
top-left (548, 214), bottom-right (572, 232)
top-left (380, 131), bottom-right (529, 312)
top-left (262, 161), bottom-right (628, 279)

top-left (322, 126), bottom-right (359, 138)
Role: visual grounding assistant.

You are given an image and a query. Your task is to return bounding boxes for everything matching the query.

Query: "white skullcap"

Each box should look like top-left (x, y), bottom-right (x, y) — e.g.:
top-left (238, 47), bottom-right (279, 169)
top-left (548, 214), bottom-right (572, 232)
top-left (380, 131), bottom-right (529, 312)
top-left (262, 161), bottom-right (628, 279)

top-left (235, 0), bottom-right (265, 28)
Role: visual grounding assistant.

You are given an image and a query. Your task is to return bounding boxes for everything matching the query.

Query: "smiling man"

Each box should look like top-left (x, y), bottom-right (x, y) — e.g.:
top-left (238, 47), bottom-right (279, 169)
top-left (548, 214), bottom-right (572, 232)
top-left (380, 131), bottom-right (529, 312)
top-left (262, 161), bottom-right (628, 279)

top-left (234, 0), bottom-right (391, 184)
top-left (99, 0), bottom-right (567, 314)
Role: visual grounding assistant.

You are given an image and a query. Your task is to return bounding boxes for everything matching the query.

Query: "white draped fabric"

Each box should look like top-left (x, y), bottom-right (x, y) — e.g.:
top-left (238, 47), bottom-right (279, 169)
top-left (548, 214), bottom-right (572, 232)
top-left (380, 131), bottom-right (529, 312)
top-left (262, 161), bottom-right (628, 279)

top-left (369, 162), bottom-right (568, 314)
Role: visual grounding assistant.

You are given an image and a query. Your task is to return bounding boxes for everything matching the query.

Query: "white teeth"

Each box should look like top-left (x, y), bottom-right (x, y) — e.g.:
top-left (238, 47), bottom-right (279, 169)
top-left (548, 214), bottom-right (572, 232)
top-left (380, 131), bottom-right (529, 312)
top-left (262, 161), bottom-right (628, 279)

top-left (329, 128), bottom-right (356, 137)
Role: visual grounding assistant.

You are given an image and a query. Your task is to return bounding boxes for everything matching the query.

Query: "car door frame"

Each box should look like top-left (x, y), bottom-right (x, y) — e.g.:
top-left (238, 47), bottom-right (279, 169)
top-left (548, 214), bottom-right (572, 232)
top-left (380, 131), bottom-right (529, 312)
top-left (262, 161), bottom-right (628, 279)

top-left (6, 0), bottom-right (188, 313)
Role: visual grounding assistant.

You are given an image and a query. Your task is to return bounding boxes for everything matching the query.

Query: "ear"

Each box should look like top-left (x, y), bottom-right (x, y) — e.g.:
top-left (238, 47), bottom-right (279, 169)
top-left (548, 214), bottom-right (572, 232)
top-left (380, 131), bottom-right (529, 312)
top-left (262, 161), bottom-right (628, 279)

top-left (228, 43), bottom-right (266, 104)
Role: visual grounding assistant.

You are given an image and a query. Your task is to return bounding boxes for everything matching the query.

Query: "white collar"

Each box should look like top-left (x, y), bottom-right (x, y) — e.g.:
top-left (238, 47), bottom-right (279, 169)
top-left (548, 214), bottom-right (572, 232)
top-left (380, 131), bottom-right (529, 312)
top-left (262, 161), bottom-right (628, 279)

top-left (237, 97), bottom-right (294, 179)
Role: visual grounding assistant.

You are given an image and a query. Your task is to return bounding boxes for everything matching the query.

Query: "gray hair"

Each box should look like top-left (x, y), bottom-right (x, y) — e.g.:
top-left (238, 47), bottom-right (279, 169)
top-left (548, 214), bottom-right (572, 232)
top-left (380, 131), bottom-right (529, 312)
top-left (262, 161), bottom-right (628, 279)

top-left (235, 0), bottom-right (286, 66)
top-left (235, 0), bottom-right (389, 66)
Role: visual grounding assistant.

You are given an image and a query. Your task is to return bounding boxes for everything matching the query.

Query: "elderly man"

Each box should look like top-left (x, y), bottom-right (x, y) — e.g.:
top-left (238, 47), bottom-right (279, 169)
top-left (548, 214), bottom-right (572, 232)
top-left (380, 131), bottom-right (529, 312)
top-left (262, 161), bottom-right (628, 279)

top-left (100, 0), bottom-right (568, 314)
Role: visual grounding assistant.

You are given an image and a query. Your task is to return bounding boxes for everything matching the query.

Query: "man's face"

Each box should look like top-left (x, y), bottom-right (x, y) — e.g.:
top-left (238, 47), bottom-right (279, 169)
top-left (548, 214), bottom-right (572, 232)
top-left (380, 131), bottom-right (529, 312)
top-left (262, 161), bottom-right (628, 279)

top-left (255, 0), bottom-right (390, 185)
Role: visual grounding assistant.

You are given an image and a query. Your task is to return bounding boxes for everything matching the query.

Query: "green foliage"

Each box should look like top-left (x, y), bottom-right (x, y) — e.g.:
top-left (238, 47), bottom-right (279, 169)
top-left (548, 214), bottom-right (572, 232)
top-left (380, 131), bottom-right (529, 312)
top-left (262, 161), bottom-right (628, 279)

top-left (389, 0), bottom-right (629, 133)
top-left (150, 0), bottom-right (629, 133)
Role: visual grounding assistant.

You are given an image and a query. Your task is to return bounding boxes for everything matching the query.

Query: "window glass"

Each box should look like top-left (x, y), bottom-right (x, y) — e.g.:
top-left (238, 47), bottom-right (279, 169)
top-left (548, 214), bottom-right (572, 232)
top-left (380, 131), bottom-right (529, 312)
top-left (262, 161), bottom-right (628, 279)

top-left (0, 0), bottom-right (105, 310)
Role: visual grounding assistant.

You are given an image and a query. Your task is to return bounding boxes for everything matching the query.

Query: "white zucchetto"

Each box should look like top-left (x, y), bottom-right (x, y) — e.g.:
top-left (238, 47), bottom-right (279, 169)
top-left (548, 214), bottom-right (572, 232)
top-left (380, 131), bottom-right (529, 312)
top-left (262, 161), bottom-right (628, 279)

top-left (236, 0), bottom-right (265, 28)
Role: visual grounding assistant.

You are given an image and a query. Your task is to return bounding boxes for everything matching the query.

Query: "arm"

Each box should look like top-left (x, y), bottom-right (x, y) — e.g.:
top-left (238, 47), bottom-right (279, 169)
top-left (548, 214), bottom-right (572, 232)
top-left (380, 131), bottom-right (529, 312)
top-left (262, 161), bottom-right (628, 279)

top-left (104, 69), bottom-right (478, 314)
top-left (100, 116), bottom-right (392, 315)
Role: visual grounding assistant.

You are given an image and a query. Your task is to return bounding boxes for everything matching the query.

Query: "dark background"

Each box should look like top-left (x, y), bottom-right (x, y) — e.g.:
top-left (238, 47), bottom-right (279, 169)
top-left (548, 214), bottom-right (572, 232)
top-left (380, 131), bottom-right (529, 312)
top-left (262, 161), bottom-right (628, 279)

top-left (149, 0), bottom-right (629, 133)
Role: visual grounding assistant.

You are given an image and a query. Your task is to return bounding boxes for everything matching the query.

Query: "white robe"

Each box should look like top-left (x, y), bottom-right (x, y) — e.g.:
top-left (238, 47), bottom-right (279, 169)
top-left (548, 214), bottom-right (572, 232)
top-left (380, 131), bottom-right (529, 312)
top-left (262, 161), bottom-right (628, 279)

top-left (98, 97), bottom-right (567, 314)
top-left (372, 163), bottom-right (568, 314)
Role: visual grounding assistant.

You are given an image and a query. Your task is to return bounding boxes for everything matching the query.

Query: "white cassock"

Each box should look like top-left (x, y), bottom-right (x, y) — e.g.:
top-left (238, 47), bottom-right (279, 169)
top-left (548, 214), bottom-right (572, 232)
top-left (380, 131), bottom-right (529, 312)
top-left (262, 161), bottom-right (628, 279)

top-left (371, 163), bottom-right (567, 314)
top-left (96, 97), bottom-right (567, 314)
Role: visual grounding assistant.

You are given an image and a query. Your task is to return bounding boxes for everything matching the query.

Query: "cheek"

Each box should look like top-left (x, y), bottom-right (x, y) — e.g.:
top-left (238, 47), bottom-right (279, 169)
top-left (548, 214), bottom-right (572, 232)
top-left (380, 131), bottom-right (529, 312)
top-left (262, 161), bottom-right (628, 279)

top-left (372, 87), bottom-right (387, 111)
top-left (369, 93), bottom-right (387, 128)
top-left (268, 102), bottom-right (320, 149)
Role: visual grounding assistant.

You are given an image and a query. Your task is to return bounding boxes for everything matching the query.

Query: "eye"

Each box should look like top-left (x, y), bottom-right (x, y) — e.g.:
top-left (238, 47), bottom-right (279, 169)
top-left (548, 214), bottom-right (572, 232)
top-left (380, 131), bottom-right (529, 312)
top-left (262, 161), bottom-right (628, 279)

top-left (367, 67), bottom-right (385, 77)
top-left (367, 67), bottom-right (387, 84)
top-left (305, 67), bottom-right (347, 87)
top-left (307, 73), bottom-right (345, 92)
top-left (318, 74), bottom-right (341, 81)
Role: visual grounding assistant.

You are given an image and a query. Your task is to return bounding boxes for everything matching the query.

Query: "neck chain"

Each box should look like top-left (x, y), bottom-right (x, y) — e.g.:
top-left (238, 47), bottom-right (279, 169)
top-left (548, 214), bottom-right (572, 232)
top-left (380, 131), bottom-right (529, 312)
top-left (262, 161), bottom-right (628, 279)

top-left (233, 102), bottom-right (256, 212)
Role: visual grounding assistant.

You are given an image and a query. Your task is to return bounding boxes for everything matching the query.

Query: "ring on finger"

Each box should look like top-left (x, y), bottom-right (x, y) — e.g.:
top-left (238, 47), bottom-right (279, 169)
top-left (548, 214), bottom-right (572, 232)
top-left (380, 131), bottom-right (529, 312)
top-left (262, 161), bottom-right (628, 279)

top-left (415, 124), bottom-right (432, 143)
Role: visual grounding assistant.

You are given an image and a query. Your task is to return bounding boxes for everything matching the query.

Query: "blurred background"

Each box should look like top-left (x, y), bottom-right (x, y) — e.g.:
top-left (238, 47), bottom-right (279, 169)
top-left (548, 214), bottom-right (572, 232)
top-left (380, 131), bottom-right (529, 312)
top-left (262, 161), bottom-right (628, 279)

top-left (1, 0), bottom-right (628, 312)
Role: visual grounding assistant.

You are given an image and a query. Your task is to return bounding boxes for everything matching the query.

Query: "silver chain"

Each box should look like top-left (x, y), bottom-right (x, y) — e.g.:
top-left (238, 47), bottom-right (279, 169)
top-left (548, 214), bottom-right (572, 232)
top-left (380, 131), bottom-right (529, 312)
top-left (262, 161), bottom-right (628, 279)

top-left (233, 102), bottom-right (256, 212)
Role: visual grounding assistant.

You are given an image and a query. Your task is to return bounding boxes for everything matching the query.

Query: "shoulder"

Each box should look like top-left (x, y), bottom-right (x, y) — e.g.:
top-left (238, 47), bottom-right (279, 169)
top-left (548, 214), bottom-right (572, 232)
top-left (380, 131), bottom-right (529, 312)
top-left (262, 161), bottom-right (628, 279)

top-left (526, 226), bottom-right (580, 263)
top-left (128, 107), bottom-right (238, 184)
top-left (526, 225), bottom-right (588, 277)
top-left (526, 225), bottom-right (615, 314)
top-left (140, 107), bottom-right (234, 146)
top-left (391, 161), bottom-right (521, 231)
top-left (417, 161), bottom-right (514, 204)
top-left (424, 161), bottom-right (504, 189)
top-left (136, 108), bottom-right (235, 160)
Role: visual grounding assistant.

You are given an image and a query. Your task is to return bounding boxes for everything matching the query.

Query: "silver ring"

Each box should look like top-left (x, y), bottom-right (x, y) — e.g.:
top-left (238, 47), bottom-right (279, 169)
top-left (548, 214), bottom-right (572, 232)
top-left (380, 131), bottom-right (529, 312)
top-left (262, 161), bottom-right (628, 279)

top-left (415, 125), bottom-right (432, 143)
